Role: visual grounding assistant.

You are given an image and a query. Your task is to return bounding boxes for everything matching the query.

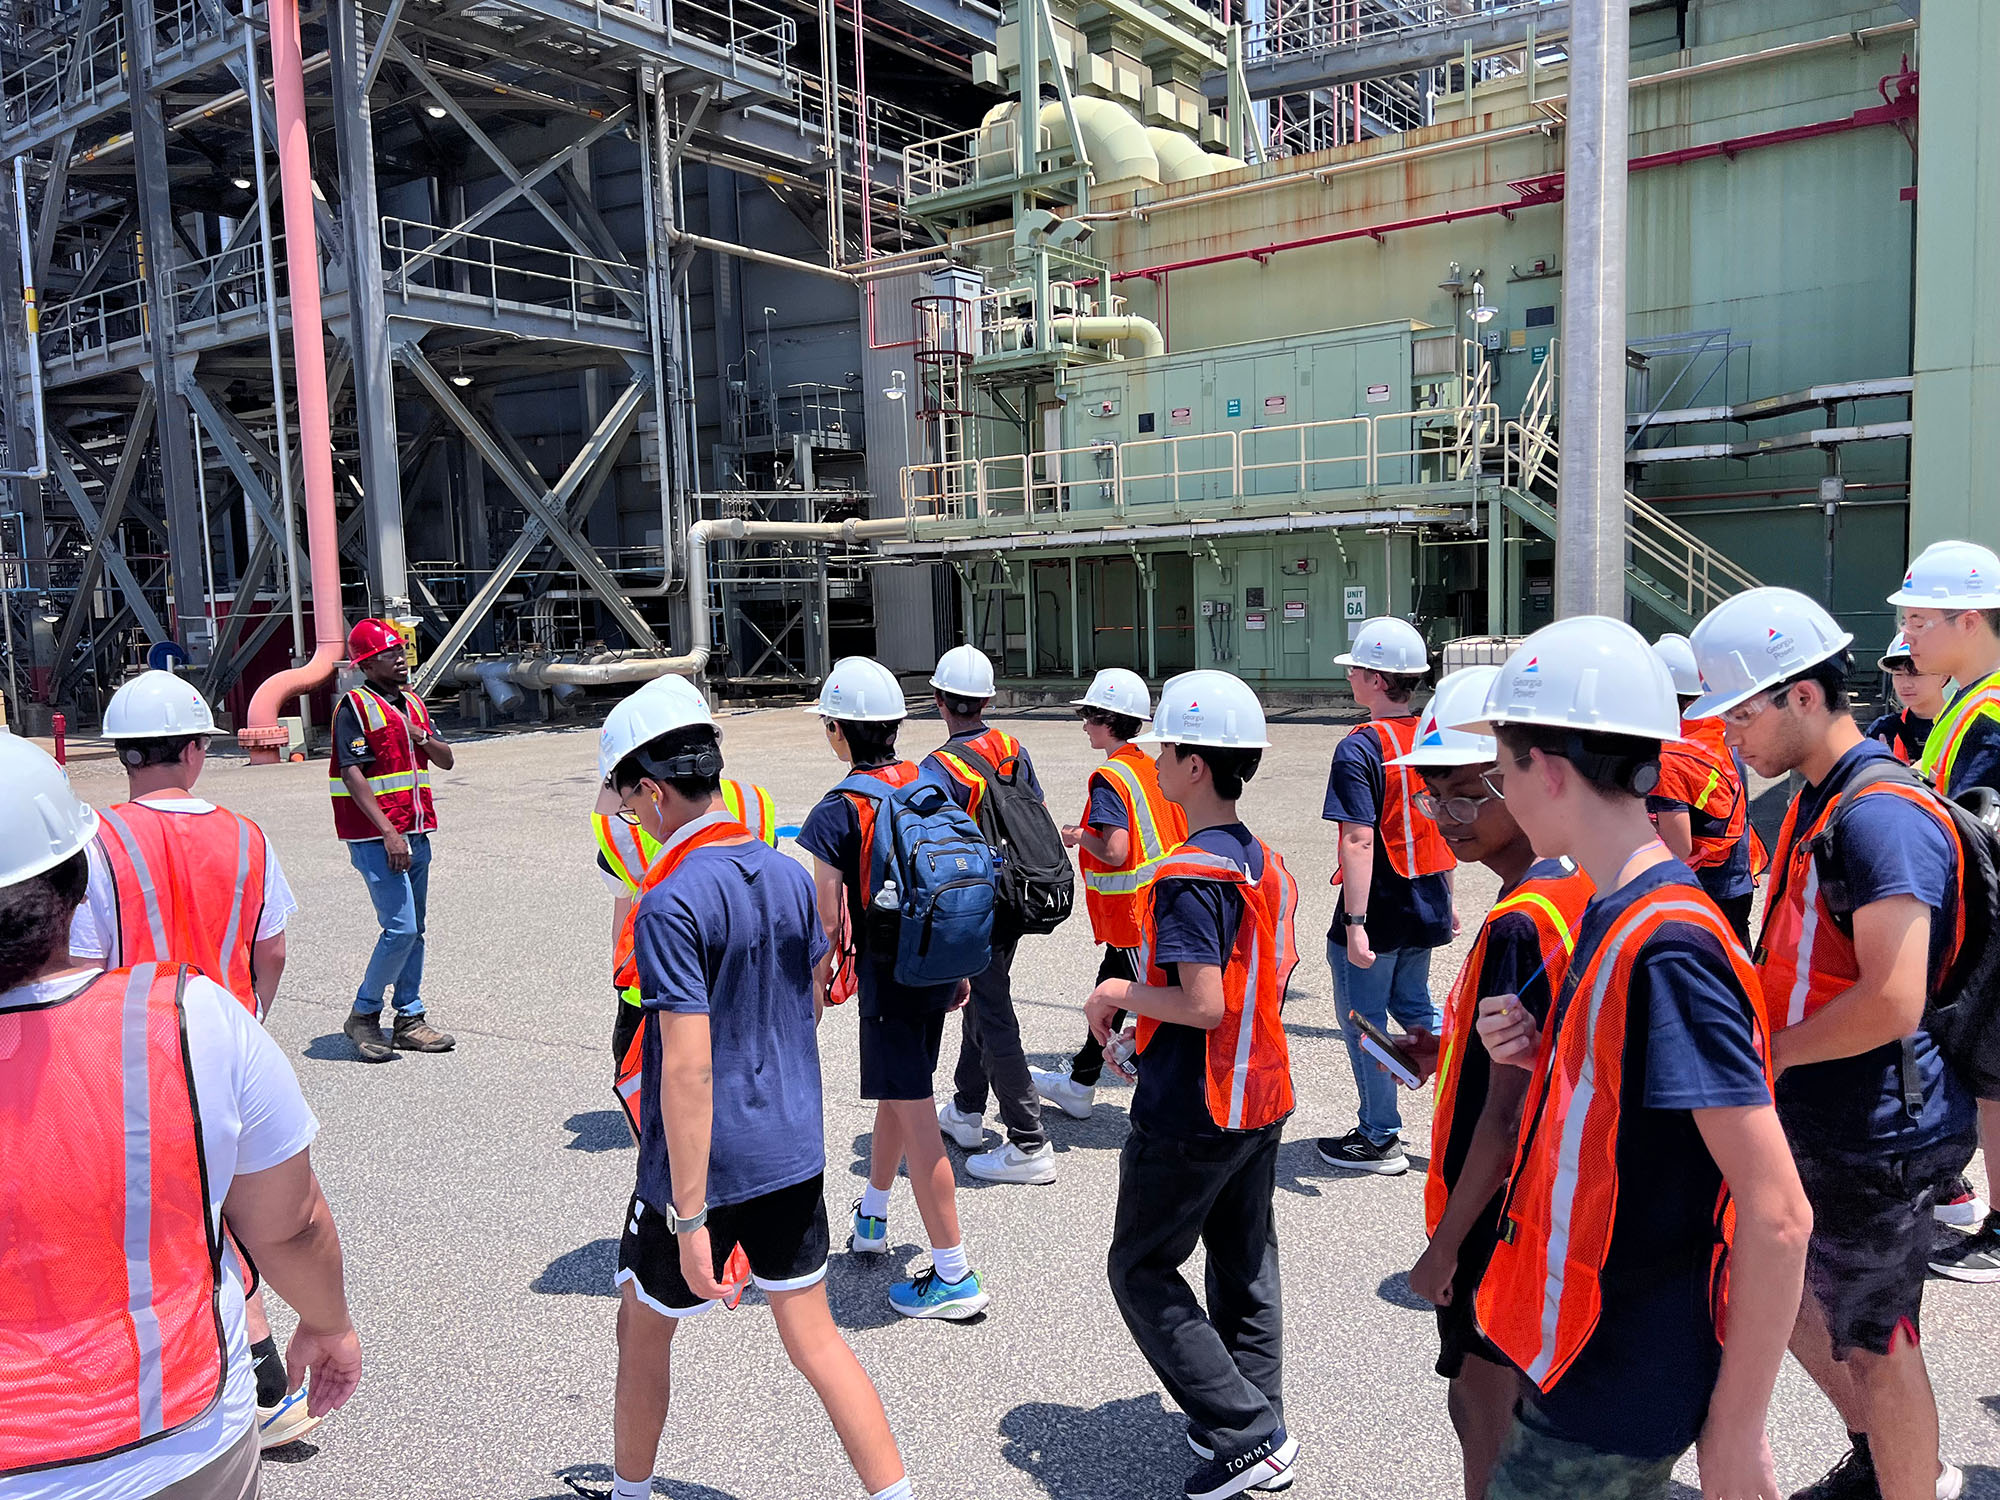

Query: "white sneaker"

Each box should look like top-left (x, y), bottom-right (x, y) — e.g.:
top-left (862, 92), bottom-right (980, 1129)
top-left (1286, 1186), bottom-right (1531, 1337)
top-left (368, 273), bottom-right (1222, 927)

top-left (1032, 1067), bottom-right (1096, 1119)
top-left (1938, 1463), bottom-right (1963, 1500)
top-left (937, 1100), bottom-right (986, 1150)
top-left (966, 1140), bottom-right (1057, 1184)
top-left (1934, 1189), bottom-right (1989, 1228)
top-left (258, 1384), bottom-right (325, 1450)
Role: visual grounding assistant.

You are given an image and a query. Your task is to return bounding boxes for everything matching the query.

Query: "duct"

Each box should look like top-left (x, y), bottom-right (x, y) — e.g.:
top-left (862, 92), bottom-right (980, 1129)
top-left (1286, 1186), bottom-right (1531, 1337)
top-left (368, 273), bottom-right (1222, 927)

top-left (1146, 127), bottom-right (1241, 184)
top-left (979, 98), bottom-right (1161, 186)
top-left (241, 0), bottom-right (346, 763)
top-left (474, 660), bottom-right (525, 712)
top-left (1052, 314), bottom-right (1165, 359)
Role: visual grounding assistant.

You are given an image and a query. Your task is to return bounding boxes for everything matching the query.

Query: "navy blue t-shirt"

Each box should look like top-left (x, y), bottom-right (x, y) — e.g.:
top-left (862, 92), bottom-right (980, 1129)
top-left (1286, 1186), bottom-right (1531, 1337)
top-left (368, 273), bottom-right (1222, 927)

top-left (1086, 770), bottom-right (1131, 832)
top-left (1131, 823), bottom-right (1269, 1140)
top-left (1770, 740), bottom-right (1972, 1151)
top-left (1936, 678), bottom-right (2000, 796)
top-left (1323, 721), bottom-right (1453, 952)
top-left (630, 817), bottom-right (830, 1210)
top-left (1521, 861), bottom-right (1773, 1461)
top-left (797, 771), bottom-right (959, 1018)
top-left (1864, 708), bottom-right (1931, 763)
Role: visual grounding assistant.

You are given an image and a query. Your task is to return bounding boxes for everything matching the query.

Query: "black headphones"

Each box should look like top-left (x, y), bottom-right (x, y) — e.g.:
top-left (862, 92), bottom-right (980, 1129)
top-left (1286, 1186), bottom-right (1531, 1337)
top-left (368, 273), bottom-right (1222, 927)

top-left (1555, 731), bottom-right (1660, 796)
top-left (633, 741), bottom-right (725, 784)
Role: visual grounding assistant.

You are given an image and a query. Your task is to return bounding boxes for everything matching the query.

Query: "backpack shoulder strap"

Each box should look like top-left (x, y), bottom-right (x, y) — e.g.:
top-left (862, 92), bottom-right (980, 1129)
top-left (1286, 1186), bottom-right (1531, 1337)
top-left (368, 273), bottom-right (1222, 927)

top-left (937, 740), bottom-right (1008, 795)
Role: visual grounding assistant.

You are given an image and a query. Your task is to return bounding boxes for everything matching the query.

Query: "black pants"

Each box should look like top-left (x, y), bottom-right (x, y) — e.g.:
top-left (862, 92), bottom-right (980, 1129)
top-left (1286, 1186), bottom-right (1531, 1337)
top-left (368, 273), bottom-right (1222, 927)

top-left (1107, 1120), bottom-right (1285, 1456)
top-left (952, 927), bottom-right (1047, 1148)
top-left (1714, 892), bottom-right (1754, 946)
top-left (1071, 945), bottom-right (1140, 1086)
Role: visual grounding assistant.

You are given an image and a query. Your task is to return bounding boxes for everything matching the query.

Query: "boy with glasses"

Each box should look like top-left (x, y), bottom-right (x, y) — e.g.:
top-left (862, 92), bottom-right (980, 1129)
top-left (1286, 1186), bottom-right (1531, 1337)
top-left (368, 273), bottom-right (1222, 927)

top-left (1867, 633), bottom-right (1947, 766)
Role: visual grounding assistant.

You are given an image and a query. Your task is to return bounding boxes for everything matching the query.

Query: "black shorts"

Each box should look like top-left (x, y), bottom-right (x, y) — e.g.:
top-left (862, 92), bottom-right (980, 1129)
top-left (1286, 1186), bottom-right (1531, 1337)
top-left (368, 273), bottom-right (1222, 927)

top-left (1435, 1212), bottom-right (1508, 1379)
top-left (859, 1010), bottom-right (947, 1101)
top-left (616, 1175), bottom-right (830, 1317)
top-left (1795, 1130), bottom-right (1976, 1355)
top-left (1096, 945), bottom-right (1140, 985)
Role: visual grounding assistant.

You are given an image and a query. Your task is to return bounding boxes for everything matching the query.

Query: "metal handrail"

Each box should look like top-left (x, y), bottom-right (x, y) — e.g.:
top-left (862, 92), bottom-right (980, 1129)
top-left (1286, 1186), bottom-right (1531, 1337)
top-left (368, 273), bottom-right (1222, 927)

top-left (1245, 0), bottom-right (1561, 64)
top-left (666, 0), bottom-right (794, 68)
top-left (1122, 431), bottom-right (1240, 512)
top-left (39, 275), bottom-right (150, 363)
top-left (380, 216), bottom-right (644, 323)
top-left (1240, 418), bottom-right (1367, 495)
top-left (902, 120), bottom-right (1058, 199)
top-left (0, 7), bottom-right (125, 127)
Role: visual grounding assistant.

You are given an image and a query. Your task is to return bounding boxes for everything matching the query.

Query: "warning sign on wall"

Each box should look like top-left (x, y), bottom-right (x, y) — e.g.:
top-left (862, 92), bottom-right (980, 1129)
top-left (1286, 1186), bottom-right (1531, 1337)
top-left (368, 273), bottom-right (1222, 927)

top-left (1283, 600), bottom-right (1306, 623)
top-left (1244, 611), bottom-right (1268, 632)
top-left (1263, 395), bottom-right (1287, 415)
top-left (1171, 407), bottom-right (1193, 427)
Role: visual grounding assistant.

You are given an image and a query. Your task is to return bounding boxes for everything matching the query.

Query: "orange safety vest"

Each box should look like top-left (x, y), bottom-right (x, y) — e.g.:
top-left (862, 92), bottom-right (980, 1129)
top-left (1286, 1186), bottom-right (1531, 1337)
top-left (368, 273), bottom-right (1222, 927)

top-left (1657, 717), bottom-right (1751, 874)
top-left (823, 761), bottom-right (923, 1007)
top-left (1755, 772), bottom-right (1963, 1032)
top-left (329, 685), bottom-right (437, 840)
top-left (1133, 841), bottom-right (1301, 1132)
top-left (1334, 718), bottom-right (1456, 880)
top-left (1476, 883), bottom-right (1768, 1392)
top-left (611, 817), bottom-right (759, 1133)
top-left (1079, 746), bottom-right (1188, 950)
top-left (93, 802), bottom-right (270, 1017)
top-left (594, 781), bottom-right (780, 893)
top-left (1424, 865), bottom-right (1594, 1236)
top-left (0, 964), bottom-right (226, 1477)
top-left (928, 727), bottom-right (1027, 823)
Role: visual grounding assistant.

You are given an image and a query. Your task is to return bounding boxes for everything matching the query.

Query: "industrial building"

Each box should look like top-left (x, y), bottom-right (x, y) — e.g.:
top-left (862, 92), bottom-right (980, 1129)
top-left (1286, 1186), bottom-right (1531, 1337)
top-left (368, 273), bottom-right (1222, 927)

top-left (0, 0), bottom-right (1986, 735)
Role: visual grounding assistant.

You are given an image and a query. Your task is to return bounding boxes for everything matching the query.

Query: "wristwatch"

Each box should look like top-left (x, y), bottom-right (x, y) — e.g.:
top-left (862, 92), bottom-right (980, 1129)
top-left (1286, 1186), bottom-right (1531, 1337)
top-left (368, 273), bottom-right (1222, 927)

top-left (1341, 911), bottom-right (1368, 928)
top-left (666, 1204), bottom-right (708, 1235)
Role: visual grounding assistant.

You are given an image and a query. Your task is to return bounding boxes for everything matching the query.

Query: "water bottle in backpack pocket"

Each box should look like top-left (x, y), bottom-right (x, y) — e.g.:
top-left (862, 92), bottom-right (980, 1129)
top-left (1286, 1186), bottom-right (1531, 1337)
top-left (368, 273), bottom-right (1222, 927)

top-left (839, 773), bottom-right (996, 988)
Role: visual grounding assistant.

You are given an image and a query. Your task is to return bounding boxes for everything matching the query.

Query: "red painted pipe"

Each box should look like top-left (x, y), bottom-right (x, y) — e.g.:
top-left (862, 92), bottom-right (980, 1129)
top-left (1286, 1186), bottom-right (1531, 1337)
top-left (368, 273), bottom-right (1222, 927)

top-left (1110, 90), bottom-right (1916, 284)
top-left (240, 0), bottom-right (345, 763)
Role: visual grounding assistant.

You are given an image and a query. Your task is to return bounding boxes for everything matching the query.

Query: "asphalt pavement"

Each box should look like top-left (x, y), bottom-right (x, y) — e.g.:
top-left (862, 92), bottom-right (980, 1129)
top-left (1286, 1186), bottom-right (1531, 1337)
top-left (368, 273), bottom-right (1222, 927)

top-left (61, 705), bottom-right (2000, 1500)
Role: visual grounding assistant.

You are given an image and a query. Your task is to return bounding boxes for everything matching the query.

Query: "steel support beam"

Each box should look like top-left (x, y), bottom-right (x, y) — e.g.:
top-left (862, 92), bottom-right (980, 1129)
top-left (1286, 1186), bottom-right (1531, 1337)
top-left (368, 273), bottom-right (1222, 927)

top-left (48, 386), bottom-right (156, 676)
top-left (124, 0), bottom-right (210, 656)
top-left (1554, 0), bottom-right (1627, 619)
top-left (397, 343), bottom-right (658, 680)
top-left (46, 426), bottom-right (173, 645)
top-left (328, 0), bottom-right (409, 614)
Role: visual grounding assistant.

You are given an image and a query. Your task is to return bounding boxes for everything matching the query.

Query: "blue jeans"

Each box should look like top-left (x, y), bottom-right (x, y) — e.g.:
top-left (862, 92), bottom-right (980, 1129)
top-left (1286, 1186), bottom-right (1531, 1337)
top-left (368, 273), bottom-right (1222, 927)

top-left (348, 833), bottom-right (431, 1016)
top-left (1328, 934), bottom-right (1439, 1145)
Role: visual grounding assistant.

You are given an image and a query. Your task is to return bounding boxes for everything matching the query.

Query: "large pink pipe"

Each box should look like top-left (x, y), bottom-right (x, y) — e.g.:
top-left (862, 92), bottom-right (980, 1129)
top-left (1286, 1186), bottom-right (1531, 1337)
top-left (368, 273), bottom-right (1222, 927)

top-left (240, 0), bottom-right (345, 763)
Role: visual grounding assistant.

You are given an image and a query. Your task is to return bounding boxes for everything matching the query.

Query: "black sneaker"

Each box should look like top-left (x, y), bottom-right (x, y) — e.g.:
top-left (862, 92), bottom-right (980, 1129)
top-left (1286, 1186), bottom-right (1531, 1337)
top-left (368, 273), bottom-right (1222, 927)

top-left (1313, 1130), bottom-right (1408, 1176)
top-left (1787, 1438), bottom-right (1877, 1500)
top-left (1929, 1212), bottom-right (2000, 1283)
top-left (1184, 1429), bottom-right (1298, 1499)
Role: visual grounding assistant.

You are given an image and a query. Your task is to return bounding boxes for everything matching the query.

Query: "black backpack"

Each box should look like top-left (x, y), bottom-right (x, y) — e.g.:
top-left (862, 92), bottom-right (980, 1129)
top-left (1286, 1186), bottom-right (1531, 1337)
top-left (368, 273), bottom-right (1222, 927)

top-left (934, 739), bottom-right (1075, 936)
top-left (1806, 760), bottom-right (2000, 1099)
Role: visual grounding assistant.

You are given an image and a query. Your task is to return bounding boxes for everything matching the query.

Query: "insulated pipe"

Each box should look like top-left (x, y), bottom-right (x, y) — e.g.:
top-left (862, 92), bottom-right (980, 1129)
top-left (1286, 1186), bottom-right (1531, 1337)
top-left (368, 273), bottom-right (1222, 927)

top-left (671, 231), bottom-right (860, 285)
top-left (2, 157), bottom-right (48, 480)
top-left (240, 0), bottom-right (344, 762)
top-left (1052, 314), bottom-right (1165, 359)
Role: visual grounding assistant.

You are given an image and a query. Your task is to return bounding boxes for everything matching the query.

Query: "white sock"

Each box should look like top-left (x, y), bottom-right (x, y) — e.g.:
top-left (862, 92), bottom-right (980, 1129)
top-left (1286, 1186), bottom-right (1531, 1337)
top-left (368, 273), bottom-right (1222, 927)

top-left (612, 1473), bottom-right (651, 1500)
top-left (870, 1477), bottom-right (914, 1500)
top-left (860, 1183), bottom-right (892, 1221)
top-left (930, 1241), bottom-right (969, 1283)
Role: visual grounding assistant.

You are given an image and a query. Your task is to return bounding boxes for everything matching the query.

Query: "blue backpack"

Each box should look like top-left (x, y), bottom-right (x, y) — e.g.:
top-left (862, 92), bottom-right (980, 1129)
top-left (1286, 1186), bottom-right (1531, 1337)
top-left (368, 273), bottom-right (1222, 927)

top-left (838, 772), bottom-right (996, 988)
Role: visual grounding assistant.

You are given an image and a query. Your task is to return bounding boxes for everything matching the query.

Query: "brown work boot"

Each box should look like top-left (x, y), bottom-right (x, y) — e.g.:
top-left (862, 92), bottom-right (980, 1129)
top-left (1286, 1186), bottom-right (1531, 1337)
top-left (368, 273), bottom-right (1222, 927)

top-left (393, 1013), bottom-right (456, 1052)
top-left (343, 1009), bottom-right (394, 1063)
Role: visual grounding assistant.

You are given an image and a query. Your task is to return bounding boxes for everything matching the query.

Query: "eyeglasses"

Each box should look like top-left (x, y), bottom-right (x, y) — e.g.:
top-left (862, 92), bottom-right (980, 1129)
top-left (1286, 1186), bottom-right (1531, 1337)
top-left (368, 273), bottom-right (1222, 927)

top-left (1718, 688), bottom-right (1789, 730)
top-left (614, 807), bottom-right (641, 826)
top-left (1076, 708), bottom-right (1111, 726)
top-left (1479, 767), bottom-right (1511, 801)
top-left (1414, 789), bottom-right (1493, 826)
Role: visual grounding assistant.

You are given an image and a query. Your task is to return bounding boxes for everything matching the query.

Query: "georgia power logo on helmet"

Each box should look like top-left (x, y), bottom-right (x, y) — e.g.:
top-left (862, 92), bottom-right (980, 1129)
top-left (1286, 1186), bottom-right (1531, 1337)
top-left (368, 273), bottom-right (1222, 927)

top-left (1765, 625), bottom-right (1800, 662)
top-left (1181, 698), bottom-right (1205, 731)
top-left (1420, 729), bottom-right (1445, 747)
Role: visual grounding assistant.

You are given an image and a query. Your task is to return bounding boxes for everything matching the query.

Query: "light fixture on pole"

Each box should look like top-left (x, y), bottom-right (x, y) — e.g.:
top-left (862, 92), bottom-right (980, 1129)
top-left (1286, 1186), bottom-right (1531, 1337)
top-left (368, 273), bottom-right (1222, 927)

top-left (1467, 281), bottom-right (1499, 325)
top-left (425, 102), bottom-right (448, 119)
top-left (883, 370), bottom-right (912, 495)
top-left (231, 174), bottom-right (253, 190)
top-left (449, 353), bottom-right (472, 388)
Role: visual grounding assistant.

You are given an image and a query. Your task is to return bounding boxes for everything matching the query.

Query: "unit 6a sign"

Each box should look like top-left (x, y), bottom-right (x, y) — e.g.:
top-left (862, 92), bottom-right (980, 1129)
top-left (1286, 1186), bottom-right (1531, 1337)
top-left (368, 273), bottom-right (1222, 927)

top-left (1344, 586), bottom-right (1367, 622)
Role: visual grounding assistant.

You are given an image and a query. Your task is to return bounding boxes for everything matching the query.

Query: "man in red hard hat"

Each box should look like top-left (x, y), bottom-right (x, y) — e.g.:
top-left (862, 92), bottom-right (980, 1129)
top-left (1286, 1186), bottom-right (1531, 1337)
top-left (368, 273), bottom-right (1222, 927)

top-left (331, 618), bottom-right (458, 1062)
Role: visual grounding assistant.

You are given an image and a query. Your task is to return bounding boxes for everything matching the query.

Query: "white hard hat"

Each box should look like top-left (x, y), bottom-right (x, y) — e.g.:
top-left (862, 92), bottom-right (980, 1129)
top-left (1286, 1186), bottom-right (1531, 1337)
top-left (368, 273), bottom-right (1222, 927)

top-left (102, 669), bottom-right (218, 740)
top-left (1686, 586), bottom-right (1854, 719)
top-left (805, 656), bottom-right (908, 722)
top-left (0, 729), bottom-right (100, 888)
top-left (1878, 631), bottom-right (1915, 670)
top-left (1651, 633), bottom-right (1703, 697)
top-left (1457, 616), bottom-right (1681, 741)
top-left (598, 677), bottom-right (718, 790)
top-left (929, 644), bottom-right (996, 699)
top-left (1137, 669), bottom-right (1272, 750)
top-left (1071, 667), bottom-right (1152, 721)
top-left (1887, 539), bottom-right (2000, 609)
top-left (1390, 666), bottom-right (1500, 767)
top-left (1333, 616), bottom-right (1429, 676)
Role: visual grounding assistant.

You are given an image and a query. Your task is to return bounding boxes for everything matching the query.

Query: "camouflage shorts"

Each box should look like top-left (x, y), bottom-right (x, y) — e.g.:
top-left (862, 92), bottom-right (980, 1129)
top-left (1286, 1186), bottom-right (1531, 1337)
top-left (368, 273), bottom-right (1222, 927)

top-left (1486, 1415), bottom-right (1680, 1500)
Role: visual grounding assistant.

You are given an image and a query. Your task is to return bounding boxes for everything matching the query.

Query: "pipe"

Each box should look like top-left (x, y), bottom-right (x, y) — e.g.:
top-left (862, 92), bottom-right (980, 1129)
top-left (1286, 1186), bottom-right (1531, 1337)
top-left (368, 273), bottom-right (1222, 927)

top-left (1052, 314), bottom-right (1165, 359)
top-left (876, 505), bottom-right (1466, 557)
top-left (240, 0), bottom-right (344, 762)
top-left (2, 158), bottom-right (47, 479)
top-left (672, 230), bottom-right (860, 284)
top-left (447, 652), bottom-right (697, 690)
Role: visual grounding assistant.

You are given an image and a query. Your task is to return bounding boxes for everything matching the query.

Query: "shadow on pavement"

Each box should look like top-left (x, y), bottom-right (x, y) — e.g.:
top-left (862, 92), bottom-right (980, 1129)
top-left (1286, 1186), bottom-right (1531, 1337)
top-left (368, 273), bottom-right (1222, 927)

top-left (1963, 1466), bottom-right (2000, 1499)
top-left (301, 1033), bottom-right (384, 1064)
top-left (998, 1393), bottom-right (1189, 1499)
top-left (544, 1463), bottom-right (745, 1500)
top-left (1375, 1270), bottom-right (1431, 1312)
top-left (259, 1439), bottom-right (322, 1465)
top-left (825, 1246), bottom-right (920, 1332)
top-left (1274, 1135), bottom-right (1429, 1198)
top-left (534, 1238), bottom-right (619, 1297)
top-left (564, 1110), bottom-right (634, 1152)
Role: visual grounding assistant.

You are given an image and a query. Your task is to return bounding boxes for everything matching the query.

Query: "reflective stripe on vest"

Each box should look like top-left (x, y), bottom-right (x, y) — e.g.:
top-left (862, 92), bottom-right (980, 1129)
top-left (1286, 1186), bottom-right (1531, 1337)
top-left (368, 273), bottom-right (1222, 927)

top-left (0, 964), bottom-right (226, 1476)
top-left (1659, 717), bottom-right (1748, 872)
top-left (1476, 889), bottom-right (1766, 1391)
top-left (1755, 775), bottom-right (1964, 1030)
top-left (930, 728), bottom-right (1023, 824)
top-left (1424, 868), bottom-right (1593, 1237)
top-left (1134, 841), bottom-right (1301, 1132)
top-left (595, 781), bottom-right (779, 906)
top-left (1341, 719), bottom-right (1456, 880)
top-left (329, 686), bottom-right (436, 840)
top-left (610, 818), bottom-right (758, 1134)
top-left (1080, 747), bottom-right (1188, 949)
top-left (95, 804), bottom-right (267, 1015)
top-left (1919, 671), bottom-right (2000, 794)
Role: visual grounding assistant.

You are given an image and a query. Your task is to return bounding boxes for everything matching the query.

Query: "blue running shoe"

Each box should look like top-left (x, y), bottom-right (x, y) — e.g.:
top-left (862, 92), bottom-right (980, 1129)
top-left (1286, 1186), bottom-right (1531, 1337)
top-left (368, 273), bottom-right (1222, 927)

top-left (888, 1266), bottom-right (989, 1320)
top-left (850, 1201), bottom-right (888, 1254)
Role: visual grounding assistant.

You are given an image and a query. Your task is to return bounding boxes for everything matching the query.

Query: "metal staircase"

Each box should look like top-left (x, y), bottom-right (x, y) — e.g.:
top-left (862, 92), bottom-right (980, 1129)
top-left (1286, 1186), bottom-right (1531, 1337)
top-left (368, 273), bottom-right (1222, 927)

top-left (1498, 342), bottom-right (1761, 630)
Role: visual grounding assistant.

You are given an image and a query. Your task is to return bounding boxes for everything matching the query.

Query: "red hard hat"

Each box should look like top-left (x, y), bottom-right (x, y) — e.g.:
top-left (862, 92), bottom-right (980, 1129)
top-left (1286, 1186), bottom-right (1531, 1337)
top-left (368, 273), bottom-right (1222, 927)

top-left (347, 618), bottom-right (404, 664)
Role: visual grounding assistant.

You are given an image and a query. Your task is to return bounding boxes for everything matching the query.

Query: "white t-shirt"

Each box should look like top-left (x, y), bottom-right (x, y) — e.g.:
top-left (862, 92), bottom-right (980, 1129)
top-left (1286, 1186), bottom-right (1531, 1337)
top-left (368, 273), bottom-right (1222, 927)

top-left (0, 970), bottom-right (319, 1500)
top-left (69, 799), bottom-right (299, 964)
